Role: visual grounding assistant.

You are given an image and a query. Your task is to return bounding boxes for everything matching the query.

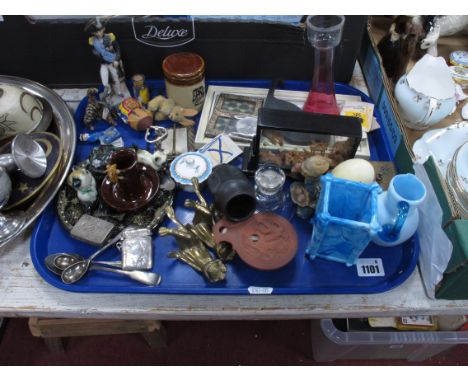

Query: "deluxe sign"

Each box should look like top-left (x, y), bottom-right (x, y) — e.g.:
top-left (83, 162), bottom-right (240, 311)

top-left (132, 16), bottom-right (195, 47)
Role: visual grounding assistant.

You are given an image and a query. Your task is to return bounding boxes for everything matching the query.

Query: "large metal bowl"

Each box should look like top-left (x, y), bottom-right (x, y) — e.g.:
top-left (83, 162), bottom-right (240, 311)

top-left (0, 75), bottom-right (76, 247)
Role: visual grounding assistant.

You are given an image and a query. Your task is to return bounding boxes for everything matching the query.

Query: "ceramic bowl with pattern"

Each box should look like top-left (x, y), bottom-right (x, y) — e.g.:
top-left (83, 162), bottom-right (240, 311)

top-left (0, 84), bottom-right (52, 141)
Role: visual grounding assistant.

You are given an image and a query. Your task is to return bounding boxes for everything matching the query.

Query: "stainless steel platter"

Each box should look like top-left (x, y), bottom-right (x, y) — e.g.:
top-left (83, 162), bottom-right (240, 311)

top-left (0, 75), bottom-right (76, 247)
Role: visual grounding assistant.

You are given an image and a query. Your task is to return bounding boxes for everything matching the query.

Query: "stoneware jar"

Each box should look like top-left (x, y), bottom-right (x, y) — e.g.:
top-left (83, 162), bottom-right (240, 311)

top-left (394, 54), bottom-right (457, 130)
top-left (162, 52), bottom-right (206, 111)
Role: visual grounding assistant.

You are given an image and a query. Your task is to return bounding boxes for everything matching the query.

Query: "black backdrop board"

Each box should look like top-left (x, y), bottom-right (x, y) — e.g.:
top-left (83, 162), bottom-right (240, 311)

top-left (0, 16), bottom-right (367, 87)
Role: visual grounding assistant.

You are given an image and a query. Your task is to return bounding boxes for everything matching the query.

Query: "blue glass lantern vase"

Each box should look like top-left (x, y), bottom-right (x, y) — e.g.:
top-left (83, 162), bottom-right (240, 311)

top-left (306, 174), bottom-right (381, 266)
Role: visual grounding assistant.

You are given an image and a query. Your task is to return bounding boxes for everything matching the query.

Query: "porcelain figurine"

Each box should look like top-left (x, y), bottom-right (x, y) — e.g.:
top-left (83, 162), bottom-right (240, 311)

top-left (377, 16), bottom-right (424, 83)
top-left (372, 173), bottom-right (426, 247)
top-left (148, 95), bottom-right (198, 127)
top-left (67, 167), bottom-right (98, 212)
top-left (131, 74), bottom-right (150, 106)
top-left (84, 17), bottom-right (130, 105)
top-left (83, 88), bottom-right (118, 130)
top-left (420, 16), bottom-right (468, 56)
top-left (395, 54), bottom-right (457, 129)
top-left (136, 148), bottom-right (167, 171)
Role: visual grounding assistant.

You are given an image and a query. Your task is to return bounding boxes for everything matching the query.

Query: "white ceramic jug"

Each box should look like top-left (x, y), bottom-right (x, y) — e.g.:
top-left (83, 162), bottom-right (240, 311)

top-left (394, 54), bottom-right (457, 130)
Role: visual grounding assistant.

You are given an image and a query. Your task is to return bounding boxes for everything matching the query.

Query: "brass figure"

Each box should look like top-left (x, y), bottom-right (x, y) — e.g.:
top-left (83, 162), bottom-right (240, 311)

top-left (159, 205), bottom-right (227, 282)
top-left (184, 177), bottom-right (236, 262)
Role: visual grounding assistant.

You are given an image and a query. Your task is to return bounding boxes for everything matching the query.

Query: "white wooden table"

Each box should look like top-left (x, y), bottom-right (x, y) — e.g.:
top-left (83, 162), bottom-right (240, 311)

top-left (1, 71), bottom-right (468, 321)
top-left (1, 227), bottom-right (468, 320)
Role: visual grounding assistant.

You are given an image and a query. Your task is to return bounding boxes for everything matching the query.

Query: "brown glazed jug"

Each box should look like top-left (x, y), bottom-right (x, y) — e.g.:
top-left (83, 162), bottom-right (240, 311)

top-left (101, 148), bottom-right (159, 212)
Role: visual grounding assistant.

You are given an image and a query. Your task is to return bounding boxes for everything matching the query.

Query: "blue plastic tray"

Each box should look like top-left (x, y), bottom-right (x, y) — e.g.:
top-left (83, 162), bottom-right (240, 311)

top-left (30, 80), bottom-right (419, 294)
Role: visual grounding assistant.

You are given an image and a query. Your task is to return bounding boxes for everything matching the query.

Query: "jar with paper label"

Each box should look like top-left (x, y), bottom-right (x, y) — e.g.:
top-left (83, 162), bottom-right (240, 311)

top-left (162, 52), bottom-right (206, 111)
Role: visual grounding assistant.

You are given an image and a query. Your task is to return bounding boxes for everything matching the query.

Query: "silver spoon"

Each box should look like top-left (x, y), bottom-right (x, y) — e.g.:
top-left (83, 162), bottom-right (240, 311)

top-left (60, 232), bottom-right (124, 284)
top-left (52, 253), bottom-right (122, 270)
top-left (58, 261), bottom-right (161, 286)
top-left (89, 265), bottom-right (161, 286)
top-left (45, 254), bottom-right (122, 275)
top-left (44, 254), bottom-right (65, 276)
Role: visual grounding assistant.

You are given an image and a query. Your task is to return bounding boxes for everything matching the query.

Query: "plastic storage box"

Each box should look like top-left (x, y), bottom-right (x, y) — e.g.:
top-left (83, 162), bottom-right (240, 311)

top-left (311, 319), bottom-right (468, 362)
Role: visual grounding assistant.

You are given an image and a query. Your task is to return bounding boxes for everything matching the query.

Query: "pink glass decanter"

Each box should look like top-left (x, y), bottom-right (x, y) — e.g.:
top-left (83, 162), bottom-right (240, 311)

top-left (303, 15), bottom-right (345, 115)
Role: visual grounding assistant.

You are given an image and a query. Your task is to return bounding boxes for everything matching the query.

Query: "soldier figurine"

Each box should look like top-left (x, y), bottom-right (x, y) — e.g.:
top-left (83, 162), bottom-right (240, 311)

top-left (84, 17), bottom-right (130, 105)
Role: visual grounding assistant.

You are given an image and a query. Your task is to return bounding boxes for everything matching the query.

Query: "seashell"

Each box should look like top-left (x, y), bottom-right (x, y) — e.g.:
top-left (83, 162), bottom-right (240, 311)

top-left (300, 155), bottom-right (330, 178)
top-left (290, 182), bottom-right (310, 208)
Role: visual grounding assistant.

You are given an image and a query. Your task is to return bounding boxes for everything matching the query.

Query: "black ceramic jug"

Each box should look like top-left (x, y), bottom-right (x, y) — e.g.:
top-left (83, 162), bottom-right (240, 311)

top-left (207, 164), bottom-right (256, 222)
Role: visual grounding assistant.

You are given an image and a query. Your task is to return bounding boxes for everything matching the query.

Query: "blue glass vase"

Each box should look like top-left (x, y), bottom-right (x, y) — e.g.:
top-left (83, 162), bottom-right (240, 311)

top-left (306, 174), bottom-right (381, 266)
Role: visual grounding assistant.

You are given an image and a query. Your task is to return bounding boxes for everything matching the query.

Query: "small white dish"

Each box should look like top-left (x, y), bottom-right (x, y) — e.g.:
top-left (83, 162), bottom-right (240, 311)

top-left (169, 151), bottom-right (212, 191)
top-left (450, 65), bottom-right (468, 88)
top-left (450, 50), bottom-right (468, 67)
top-left (447, 142), bottom-right (468, 217)
top-left (413, 121), bottom-right (468, 179)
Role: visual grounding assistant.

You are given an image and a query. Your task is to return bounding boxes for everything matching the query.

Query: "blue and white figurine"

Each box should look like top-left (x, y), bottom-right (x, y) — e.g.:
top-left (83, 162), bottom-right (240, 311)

top-left (85, 17), bottom-right (130, 106)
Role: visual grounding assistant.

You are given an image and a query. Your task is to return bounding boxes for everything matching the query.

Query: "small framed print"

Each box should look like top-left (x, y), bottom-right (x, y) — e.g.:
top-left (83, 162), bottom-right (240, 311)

top-left (205, 94), bottom-right (263, 141)
top-left (217, 94), bottom-right (260, 114)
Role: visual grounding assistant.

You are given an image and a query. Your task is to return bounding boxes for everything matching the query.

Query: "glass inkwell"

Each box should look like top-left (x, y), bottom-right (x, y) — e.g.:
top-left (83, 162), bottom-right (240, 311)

top-left (255, 163), bottom-right (285, 211)
top-left (254, 163), bottom-right (295, 220)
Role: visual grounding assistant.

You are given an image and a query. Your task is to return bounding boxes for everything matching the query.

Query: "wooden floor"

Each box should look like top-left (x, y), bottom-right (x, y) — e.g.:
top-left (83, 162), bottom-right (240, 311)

top-left (1, 318), bottom-right (467, 365)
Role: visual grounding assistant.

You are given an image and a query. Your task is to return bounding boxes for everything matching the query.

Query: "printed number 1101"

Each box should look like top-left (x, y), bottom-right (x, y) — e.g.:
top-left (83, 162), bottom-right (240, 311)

top-left (356, 259), bottom-right (385, 277)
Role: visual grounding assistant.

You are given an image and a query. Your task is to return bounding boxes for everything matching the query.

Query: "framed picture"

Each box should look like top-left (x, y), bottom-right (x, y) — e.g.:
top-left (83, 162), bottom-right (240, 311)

top-left (195, 85), bottom-right (371, 160)
top-left (204, 94), bottom-right (263, 141)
